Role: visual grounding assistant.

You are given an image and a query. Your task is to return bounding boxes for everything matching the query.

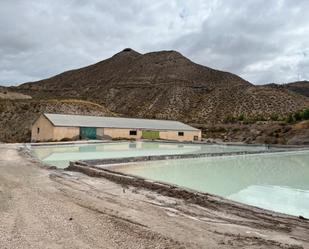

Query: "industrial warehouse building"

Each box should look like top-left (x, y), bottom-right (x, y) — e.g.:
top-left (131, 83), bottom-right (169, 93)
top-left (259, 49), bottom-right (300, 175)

top-left (31, 113), bottom-right (201, 142)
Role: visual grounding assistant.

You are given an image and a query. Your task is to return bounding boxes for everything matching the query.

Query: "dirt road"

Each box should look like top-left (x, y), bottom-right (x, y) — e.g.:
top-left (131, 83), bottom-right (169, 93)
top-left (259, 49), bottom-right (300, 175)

top-left (0, 144), bottom-right (309, 249)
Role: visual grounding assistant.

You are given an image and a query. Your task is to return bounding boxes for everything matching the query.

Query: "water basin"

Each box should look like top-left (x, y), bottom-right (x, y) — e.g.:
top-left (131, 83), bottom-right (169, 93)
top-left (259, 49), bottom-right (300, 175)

top-left (31, 141), bottom-right (271, 168)
top-left (115, 150), bottom-right (309, 217)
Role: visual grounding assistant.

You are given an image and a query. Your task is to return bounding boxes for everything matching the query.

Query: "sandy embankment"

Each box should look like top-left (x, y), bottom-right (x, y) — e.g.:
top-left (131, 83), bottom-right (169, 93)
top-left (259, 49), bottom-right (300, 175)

top-left (0, 144), bottom-right (309, 249)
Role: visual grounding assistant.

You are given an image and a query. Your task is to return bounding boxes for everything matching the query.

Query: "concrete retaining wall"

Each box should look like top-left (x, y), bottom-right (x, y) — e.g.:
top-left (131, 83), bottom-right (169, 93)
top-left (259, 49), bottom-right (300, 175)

top-left (77, 149), bottom-right (288, 166)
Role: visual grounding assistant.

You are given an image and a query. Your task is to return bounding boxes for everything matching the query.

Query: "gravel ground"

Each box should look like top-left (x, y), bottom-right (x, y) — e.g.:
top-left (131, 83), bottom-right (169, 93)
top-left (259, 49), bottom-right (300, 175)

top-left (0, 144), bottom-right (309, 249)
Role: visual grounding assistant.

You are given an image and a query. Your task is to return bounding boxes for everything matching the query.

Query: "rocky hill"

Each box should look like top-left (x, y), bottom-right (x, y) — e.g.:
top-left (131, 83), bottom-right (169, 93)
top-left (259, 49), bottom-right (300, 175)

top-left (14, 48), bottom-right (309, 125)
top-left (0, 99), bottom-right (113, 142)
top-left (284, 81), bottom-right (309, 98)
top-left (0, 86), bottom-right (31, 100)
top-left (2, 48), bottom-right (309, 144)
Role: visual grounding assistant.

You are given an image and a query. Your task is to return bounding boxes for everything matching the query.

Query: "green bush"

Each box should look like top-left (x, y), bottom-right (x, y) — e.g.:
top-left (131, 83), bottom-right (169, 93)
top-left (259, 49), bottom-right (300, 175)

top-left (224, 115), bottom-right (236, 123)
top-left (270, 114), bottom-right (279, 121)
top-left (293, 112), bottom-right (302, 121)
top-left (286, 108), bottom-right (309, 123)
top-left (255, 115), bottom-right (267, 121)
top-left (301, 109), bottom-right (309, 120)
top-left (238, 113), bottom-right (245, 121)
top-left (286, 114), bottom-right (294, 123)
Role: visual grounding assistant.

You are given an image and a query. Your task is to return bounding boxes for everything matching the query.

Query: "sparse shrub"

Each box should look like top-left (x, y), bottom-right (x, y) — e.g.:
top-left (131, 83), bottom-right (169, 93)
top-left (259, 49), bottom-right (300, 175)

top-left (300, 109), bottom-right (309, 120)
top-left (21, 104), bottom-right (30, 110)
top-left (243, 118), bottom-right (255, 124)
top-left (207, 127), bottom-right (227, 133)
top-left (285, 108), bottom-right (309, 124)
top-left (224, 114), bottom-right (270, 124)
top-left (270, 114), bottom-right (279, 121)
top-left (286, 114), bottom-right (294, 123)
top-left (238, 113), bottom-right (245, 121)
top-left (255, 115), bottom-right (267, 122)
top-left (224, 115), bottom-right (236, 123)
top-left (293, 112), bottom-right (302, 121)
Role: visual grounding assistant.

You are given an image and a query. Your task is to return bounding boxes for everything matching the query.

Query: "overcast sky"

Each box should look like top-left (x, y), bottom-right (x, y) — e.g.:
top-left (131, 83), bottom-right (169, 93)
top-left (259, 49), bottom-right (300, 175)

top-left (1, 0), bottom-right (308, 86)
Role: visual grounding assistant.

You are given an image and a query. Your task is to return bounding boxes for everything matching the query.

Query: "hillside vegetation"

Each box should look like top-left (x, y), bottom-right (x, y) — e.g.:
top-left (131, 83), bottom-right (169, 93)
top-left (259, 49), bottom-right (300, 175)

top-left (0, 99), bottom-right (113, 142)
top-left (0, 86), bottom-right (31, 100)
top-left (1, 48), bottom-right (309, 144)
top-left (14, 49), bottom-right (309, 124)
top-left (285, 81), bottom-right (309, 98)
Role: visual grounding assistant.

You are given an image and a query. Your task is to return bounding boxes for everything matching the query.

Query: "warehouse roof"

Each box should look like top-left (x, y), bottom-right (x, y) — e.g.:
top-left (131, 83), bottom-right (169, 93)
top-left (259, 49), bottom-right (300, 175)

top-left (43, 113), bottom-right (199, 131)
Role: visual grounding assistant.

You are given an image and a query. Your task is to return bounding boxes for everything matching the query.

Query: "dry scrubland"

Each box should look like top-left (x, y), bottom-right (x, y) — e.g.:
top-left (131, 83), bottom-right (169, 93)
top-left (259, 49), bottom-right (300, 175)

top-left (0, 49), bottom-right (309, 144)
top-left (0, 99), bottom-right (113, 142)
top-left (200, 120), bottom-right (309, 145)
top-left (14, 50), bottom-right (309, 124)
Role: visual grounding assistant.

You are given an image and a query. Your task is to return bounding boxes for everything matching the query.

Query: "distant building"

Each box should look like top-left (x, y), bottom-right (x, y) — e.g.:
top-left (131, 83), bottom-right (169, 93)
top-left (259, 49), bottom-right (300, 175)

top-left (31, 113), bottom-right (201, 142)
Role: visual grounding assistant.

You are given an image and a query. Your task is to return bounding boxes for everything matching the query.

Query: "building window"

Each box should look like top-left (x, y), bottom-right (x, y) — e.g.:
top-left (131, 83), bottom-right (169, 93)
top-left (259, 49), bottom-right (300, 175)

top-left (194, 136), bottom-right (198, 141)
top-left (129, 130), bottom-right (137, 136)
top-left (178, 132), bottom-right (184, 136)
top-left (37, 127), bottom-right (40, 134)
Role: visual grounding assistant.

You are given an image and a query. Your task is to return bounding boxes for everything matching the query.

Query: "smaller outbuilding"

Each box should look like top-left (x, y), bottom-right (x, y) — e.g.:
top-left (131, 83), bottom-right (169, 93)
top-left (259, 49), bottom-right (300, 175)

top-left (31, 113), bottom-right (201, 142)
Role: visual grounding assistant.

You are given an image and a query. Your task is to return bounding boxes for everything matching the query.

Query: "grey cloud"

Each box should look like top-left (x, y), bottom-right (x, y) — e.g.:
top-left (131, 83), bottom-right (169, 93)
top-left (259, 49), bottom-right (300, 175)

top-left (0, 0), bottom-right (308, 85)
top-left (172, 0), bottom-right (309, 84)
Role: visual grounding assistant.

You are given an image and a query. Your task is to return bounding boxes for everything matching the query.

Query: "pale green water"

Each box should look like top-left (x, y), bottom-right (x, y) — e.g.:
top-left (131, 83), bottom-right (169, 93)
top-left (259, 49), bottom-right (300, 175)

top-left (31, 141), bottom-right (270, 168)
top-left (116, 151), bottom-right (309, 217)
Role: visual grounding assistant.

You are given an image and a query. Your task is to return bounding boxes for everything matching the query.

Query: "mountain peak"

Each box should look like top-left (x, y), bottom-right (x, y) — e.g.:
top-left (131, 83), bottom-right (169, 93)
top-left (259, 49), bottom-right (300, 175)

top-left (121, 48), bottom-right (135, 52)
top-left (14, 48), bottom-right (309, 126)
top-left (113, 48), bottom-right (141, 58)
top-left (145, 50), bottom-right (185, 59)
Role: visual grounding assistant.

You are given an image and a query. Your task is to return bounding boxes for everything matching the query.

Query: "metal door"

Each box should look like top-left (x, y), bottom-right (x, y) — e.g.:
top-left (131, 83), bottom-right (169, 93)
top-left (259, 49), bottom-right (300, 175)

top-left (80, 127), bottom-right (97, 140)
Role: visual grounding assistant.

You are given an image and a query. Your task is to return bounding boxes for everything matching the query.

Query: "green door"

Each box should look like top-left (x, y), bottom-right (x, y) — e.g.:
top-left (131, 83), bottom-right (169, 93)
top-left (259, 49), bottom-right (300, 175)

top-left (80, 127), bottom-right (97, 140)
top-left (142, 130), bottom-right (160, 140)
